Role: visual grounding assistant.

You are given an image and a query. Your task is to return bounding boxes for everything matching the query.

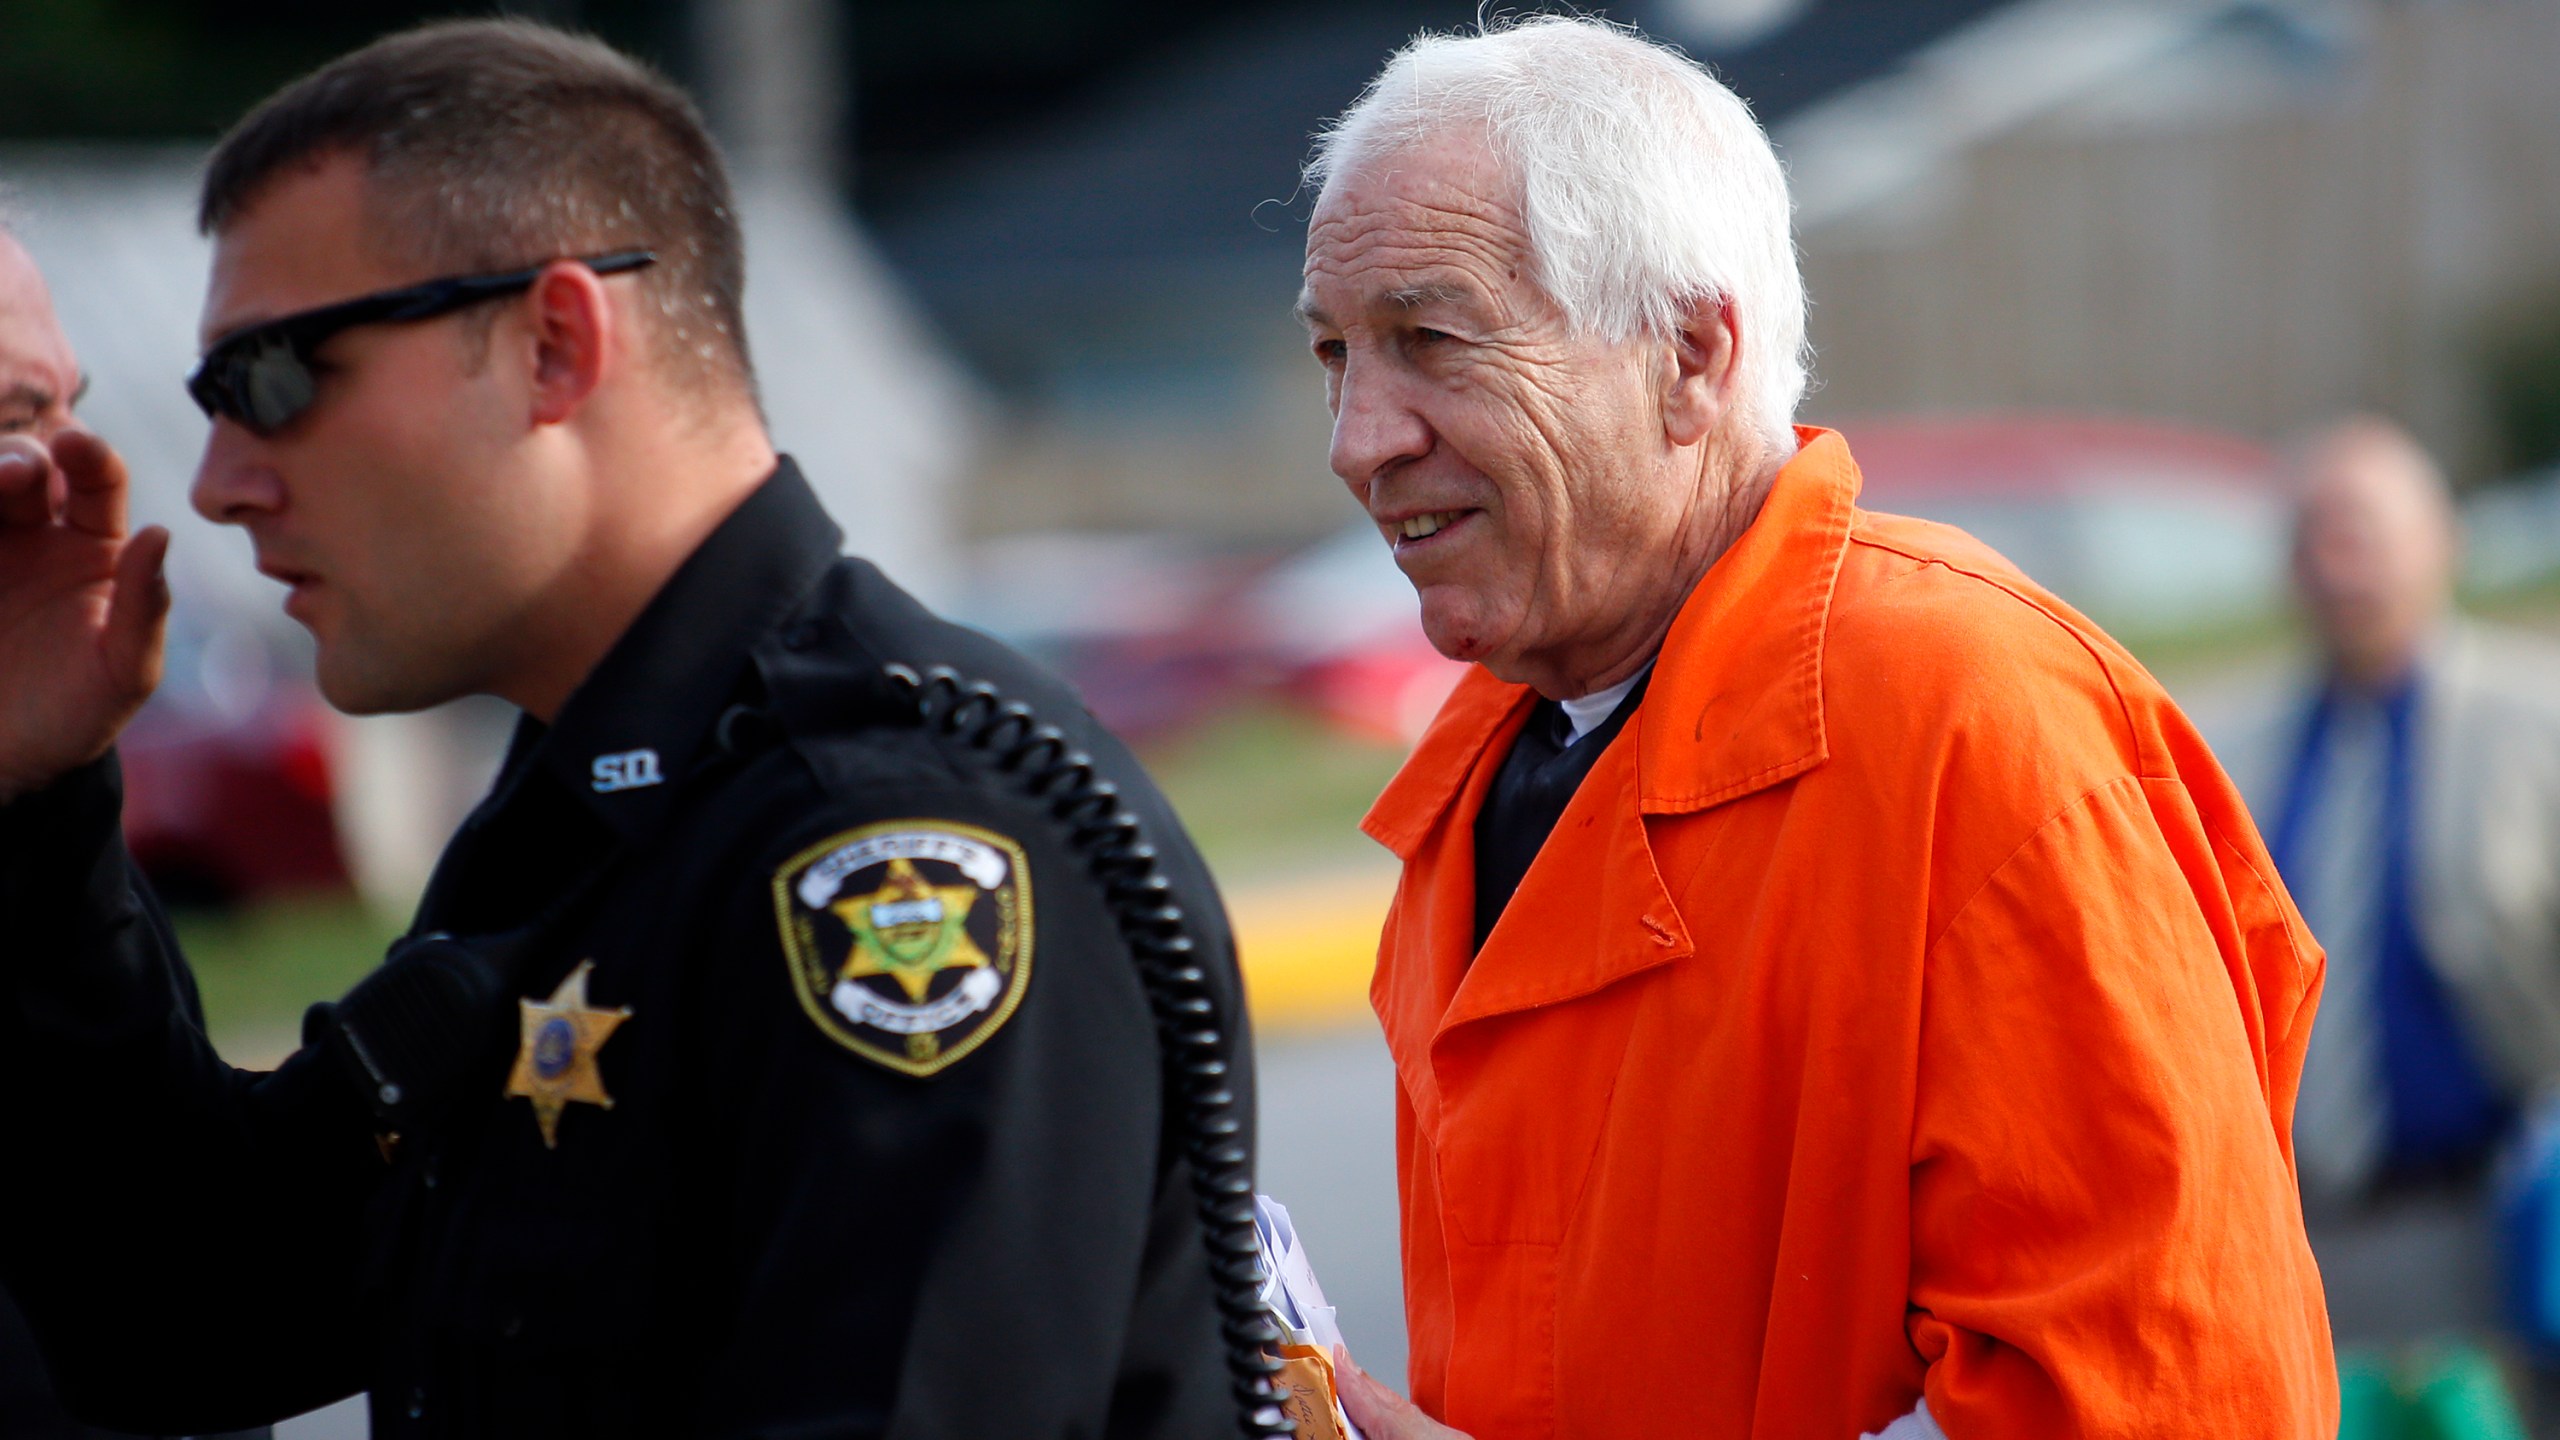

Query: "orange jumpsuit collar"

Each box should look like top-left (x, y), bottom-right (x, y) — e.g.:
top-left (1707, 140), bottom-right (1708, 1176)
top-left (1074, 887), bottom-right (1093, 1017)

top-left (1360, 425), bottom-right (1859, 858)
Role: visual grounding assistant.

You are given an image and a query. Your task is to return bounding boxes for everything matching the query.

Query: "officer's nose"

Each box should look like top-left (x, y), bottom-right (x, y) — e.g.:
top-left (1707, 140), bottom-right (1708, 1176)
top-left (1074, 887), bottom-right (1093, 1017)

top-left (190, 423), bottom-right (286, 527)
top-left (1329, 355), bottom-right (1433, 496)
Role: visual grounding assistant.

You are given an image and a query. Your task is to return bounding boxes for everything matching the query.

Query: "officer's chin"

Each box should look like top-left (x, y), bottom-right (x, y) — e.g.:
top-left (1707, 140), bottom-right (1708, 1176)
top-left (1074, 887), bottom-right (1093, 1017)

top-left (313, 643), bottom-right (465, 718)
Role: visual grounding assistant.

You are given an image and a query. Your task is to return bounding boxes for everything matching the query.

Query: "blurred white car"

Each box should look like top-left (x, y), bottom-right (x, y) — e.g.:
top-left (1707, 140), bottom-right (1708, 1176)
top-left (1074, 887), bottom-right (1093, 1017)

top-left (1847, 411), bottom-right (2289, 634)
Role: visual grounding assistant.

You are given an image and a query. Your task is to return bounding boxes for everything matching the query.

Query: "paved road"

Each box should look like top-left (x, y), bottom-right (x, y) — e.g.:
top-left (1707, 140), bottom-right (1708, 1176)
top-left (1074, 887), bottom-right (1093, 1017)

top-left (1256, 1023), bottom-right (1409, 1390)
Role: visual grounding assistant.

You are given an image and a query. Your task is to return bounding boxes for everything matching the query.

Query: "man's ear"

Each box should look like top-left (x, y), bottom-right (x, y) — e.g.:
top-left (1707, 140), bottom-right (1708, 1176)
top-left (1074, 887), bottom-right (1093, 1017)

top-left (524, 260), bottom-right (617, 427)
top-left (1662, 292), bottom-right (1739, 448)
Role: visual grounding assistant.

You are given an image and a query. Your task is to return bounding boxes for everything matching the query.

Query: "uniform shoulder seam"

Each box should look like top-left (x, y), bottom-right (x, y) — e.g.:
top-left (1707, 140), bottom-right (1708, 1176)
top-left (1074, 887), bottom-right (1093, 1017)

top-left (1922, 771), bottom-right (2144, 958)
top-left (1845, 527), bottom-right (2158, 778)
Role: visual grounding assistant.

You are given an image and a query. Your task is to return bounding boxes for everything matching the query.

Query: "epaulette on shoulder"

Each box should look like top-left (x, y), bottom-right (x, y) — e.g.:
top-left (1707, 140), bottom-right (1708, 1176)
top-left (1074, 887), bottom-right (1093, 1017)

top-left (751, 612), bottom-right (917, 749)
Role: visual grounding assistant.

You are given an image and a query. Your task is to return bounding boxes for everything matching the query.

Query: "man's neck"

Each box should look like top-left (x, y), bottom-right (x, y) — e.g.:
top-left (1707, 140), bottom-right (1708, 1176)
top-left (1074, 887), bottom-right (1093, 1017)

top-left (1519, 435), bottom-right (1787, 701)
top-left (2324, 613), bottom-right (2452, 698)
top-left (2328, 648), bottom-right (2424, 699)
top-left (502, 415), bottom-right (779, 722)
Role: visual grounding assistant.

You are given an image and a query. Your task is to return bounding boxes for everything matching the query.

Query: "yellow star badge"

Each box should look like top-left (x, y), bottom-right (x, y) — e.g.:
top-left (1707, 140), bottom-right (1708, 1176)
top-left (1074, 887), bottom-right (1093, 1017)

top-left (830, 857), bottom-right (991, 1001)
top-left (504, 960), bottom-right (631, 1149)
top-left (773, 821), bottom-right (1036, 1077)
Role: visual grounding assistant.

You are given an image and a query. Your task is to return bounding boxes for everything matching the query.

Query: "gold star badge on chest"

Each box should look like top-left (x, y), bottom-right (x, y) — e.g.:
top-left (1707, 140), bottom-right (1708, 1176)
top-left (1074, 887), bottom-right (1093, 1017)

top-left (505, 960), bottom-right (631, 1149)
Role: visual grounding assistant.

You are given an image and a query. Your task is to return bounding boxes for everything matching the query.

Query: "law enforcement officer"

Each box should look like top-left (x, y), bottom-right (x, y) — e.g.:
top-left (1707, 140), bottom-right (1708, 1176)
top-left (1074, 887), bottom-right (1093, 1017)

top-left (0, 20), bottom-right (1250, 1437)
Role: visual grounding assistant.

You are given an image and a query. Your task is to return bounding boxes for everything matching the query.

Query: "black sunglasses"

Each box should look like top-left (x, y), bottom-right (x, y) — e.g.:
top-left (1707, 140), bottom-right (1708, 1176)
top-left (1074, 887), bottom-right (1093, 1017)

top-left (186, 249), bottom-right (657, 436)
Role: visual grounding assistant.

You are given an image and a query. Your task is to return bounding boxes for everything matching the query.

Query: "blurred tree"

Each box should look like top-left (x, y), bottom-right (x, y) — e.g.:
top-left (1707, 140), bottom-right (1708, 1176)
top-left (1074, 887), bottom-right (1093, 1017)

top-left (0, 0), bottom-right (1267, 212)
top-left (0, 0), bottom-right (689, 141)
top-left (851, 0), bottom-right (1262, 204)
top-left (2482, 289), bottom-right (2560, 480)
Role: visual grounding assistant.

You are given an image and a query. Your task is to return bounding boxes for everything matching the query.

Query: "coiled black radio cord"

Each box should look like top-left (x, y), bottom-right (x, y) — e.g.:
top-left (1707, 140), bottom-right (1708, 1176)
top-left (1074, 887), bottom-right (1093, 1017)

top-left (883, 663), bottom-right (1292, 1440)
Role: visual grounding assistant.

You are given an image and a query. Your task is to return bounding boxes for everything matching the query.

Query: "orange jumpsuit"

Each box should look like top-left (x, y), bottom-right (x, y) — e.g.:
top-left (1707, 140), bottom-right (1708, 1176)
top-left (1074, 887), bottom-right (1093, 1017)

top-left (1362, 429), bottom-right (2336, 1438)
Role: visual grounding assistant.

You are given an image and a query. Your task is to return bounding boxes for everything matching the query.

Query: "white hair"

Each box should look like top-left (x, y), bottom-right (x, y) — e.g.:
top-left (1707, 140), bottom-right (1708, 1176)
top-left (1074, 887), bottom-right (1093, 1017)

top-left (1306, 15), bottom-right (1809, 454)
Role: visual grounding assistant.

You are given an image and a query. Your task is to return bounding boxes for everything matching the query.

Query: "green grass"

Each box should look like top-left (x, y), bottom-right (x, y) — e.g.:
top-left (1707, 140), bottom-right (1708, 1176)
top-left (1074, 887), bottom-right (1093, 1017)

top-left (2110, 609), bottom-right (2302, 679)
top-left (2470, 570), bottom-right (2560, 631)
top-left (1137, 702), bottom-right (1409, 880)
top-left (171, 893), bottom-right (401, 1061)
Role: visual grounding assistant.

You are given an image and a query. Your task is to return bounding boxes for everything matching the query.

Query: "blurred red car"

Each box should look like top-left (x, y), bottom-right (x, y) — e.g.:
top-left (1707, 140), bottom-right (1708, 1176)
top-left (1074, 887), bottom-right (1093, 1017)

top-left (117, 618), bottom-right (349, 907)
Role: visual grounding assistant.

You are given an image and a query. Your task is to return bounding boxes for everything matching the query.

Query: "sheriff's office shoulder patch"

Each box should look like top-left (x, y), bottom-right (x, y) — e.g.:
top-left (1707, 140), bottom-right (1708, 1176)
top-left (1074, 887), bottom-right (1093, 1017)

top-left (773, 820), bottom-right (1035, 1076)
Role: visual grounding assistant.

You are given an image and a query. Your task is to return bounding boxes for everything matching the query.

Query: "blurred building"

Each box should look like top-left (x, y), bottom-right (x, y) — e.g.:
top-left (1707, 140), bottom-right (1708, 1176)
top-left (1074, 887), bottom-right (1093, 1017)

top-left (865, 0), bottom-right (2560, 558)
top-left (870, 0), bottom-right (2010, 544)
top-left (1790, 0), bottom-right (2560, 484)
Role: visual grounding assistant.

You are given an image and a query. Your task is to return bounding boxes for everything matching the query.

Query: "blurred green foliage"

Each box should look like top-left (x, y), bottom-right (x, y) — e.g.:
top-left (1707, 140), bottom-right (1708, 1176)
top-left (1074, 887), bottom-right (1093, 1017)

top-left (0, 0), bottom-right (688, 142)
top-left (2481, 287), bottom-right (2560, 480)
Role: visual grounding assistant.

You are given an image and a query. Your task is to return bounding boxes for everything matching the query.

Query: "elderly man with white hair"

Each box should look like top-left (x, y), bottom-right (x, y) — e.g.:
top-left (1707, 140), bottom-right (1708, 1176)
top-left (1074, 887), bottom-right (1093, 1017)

top-left (1296, 17), bottom-right (2336, 1439)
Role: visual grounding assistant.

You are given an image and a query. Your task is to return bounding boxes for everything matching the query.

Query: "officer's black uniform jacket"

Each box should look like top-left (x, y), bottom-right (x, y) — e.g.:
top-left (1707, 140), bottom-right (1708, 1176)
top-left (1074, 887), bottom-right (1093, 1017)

top-left (0, 461), bottom-right (1251, 1438)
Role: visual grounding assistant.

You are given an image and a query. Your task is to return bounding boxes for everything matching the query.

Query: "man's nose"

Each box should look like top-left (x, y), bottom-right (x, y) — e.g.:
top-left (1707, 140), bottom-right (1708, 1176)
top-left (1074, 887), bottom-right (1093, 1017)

top-left (189, 425), bottom-right (286, 526)
top-left (1329, 357), bottom-right (1433, 490)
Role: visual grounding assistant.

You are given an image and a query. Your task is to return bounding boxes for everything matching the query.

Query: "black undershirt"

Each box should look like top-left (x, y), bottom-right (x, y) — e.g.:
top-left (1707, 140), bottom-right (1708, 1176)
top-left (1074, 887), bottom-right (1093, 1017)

top-left (1472, 671), bottom-right (1652, 950)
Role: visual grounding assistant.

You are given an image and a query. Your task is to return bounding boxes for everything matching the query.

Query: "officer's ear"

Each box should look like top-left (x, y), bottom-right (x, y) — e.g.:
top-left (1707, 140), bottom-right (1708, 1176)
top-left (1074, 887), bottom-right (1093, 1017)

top-left (1660, 292), bottom-right (1739, 449)
top-left (523, 259), bottom-right (617, 428)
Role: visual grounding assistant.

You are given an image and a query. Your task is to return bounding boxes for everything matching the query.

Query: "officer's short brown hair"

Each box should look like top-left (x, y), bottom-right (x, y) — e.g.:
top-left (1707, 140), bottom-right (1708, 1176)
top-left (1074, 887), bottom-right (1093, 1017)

top-left (199, 18), bottom-right (752, 395)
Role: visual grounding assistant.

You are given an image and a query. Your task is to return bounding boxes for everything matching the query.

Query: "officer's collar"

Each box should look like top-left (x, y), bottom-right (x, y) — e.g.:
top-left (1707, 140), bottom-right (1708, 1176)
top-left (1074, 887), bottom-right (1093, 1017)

top-left (507, 455), bottom-right (844, 843)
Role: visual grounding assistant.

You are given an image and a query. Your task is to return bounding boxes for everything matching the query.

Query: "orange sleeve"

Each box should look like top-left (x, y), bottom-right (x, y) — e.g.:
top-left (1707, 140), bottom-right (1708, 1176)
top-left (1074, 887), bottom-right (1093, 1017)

top-left (1906, 775), bottom-right (2335, 1438)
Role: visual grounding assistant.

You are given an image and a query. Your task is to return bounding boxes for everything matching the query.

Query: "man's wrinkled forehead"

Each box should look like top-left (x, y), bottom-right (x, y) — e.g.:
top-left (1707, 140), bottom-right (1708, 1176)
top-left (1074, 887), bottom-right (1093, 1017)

top-left (1299, 129), bottom-right (1531, 324)
top-left (0, 234), bottom-right (78, 381)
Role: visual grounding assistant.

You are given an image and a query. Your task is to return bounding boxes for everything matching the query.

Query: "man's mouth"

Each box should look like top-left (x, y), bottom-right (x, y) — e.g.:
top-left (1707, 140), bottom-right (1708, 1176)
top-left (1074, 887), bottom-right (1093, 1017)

top-left (1388, 509), bottom-right (1474, 551)
top-left (256, 560), bottom-right (322, 618)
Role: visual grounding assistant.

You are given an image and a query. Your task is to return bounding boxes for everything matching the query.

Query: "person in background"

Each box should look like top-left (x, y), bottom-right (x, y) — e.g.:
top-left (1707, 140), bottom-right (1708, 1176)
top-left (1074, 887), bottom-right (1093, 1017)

top-left (0, 224), bottom-right (271, 1440)
top-left (2255, 416), bottom-right (2560, 1377)
top-left (1296, 15), bottom-right (2336, 1439)
top-left (0, 226), bottom-right (79, 442)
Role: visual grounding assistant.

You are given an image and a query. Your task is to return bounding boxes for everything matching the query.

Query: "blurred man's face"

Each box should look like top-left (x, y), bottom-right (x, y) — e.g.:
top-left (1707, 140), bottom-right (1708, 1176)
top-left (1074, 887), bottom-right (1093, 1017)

top-left (0, 234), bottom-right (83, 441)
top-left (1299, 128), bottom-right (1695, 691)
top-left (190, 151), bottom-right (583, 715)
top-left (2289, 429), bottom-right (2456, 689)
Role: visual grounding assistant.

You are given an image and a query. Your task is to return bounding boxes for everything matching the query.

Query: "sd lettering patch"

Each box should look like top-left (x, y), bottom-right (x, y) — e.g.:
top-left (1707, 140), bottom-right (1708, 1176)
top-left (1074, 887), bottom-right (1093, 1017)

top-left (772, 821), bottom-right (1035, 1076)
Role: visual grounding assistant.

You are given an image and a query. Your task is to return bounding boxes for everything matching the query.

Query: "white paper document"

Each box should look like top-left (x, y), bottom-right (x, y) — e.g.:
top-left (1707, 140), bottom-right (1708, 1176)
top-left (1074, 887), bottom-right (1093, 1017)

top-left (1254, 1194), bottom-right (1367, 1440)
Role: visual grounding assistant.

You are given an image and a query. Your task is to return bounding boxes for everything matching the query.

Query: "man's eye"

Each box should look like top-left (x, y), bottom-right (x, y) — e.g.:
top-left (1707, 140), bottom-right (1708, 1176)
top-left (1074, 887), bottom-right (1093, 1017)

top-left (0, 415), bottom-right (35, 436)
top-left (1313, 338), bottom-right (1346, 364)
top-left (1412, 327), bottom-right (1454, 346)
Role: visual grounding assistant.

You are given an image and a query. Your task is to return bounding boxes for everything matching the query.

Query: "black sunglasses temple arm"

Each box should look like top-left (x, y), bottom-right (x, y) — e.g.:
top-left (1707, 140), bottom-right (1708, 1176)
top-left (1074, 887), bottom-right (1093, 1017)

top-left (378, 250), bottom-right (658, 323)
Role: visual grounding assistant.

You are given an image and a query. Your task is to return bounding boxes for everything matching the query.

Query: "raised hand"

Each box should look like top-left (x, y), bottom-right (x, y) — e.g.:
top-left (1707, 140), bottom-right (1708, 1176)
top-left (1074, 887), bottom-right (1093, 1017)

top-left (0, 430), bottom-right (169, 804)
